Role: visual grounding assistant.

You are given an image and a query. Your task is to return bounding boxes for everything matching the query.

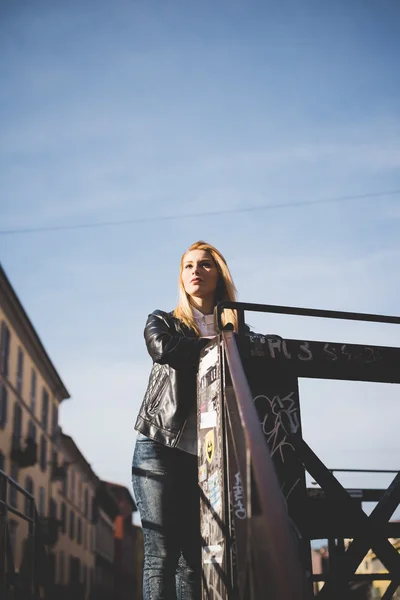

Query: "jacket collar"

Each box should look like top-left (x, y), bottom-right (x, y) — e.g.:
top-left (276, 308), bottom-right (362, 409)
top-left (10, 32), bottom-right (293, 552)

top-left (169, 312), bottom-right (197, 338)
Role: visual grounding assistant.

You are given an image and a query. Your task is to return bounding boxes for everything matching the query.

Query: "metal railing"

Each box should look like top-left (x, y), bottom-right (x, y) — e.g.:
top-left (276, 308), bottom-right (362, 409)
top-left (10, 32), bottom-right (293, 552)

top-left (198, 332), bottom-right (308, 599)
top-left (222, 330), bottom-right (308, 599)
top-left (198, 301), bottom-right (400, 599)
top-left (215, 300), bottom-right (400, 332)
top-left (0, 469), bottom-right (49, 599)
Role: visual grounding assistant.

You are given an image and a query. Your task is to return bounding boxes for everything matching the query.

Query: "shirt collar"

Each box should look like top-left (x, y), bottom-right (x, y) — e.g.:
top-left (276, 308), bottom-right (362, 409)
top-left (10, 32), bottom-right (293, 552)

top-left (192, 306), bottom-right (215, 324)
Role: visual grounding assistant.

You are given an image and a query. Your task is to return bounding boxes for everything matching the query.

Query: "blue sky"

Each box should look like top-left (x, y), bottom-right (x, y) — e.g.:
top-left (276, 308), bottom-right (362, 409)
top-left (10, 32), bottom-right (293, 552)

top-left (1, 0), bottom-right (400, 522)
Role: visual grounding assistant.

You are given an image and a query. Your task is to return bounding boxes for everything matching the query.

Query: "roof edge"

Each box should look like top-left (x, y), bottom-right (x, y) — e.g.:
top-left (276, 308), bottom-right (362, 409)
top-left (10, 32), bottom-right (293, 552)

top-left (0, 263), bottom-right (70, 401)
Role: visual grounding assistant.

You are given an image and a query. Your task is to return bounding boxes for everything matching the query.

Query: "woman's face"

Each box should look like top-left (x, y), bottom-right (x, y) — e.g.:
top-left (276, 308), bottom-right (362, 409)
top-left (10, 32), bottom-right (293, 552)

top-left (181, 249), bottom-right (220, 302)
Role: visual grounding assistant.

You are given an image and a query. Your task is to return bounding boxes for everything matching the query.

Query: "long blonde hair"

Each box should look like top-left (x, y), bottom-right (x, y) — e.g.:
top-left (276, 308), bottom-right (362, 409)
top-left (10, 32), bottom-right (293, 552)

top-left (173, 240), bottom-right (238, 334)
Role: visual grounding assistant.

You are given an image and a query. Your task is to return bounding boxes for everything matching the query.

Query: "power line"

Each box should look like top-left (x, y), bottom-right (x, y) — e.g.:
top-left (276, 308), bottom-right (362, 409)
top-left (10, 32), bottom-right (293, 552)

top-left (1, 189), bottom-right (399, 236)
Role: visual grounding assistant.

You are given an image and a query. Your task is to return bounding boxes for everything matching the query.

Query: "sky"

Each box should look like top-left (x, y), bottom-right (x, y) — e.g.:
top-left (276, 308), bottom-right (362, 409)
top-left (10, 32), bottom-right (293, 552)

top-left (1, 0), bottom-right (400, 525)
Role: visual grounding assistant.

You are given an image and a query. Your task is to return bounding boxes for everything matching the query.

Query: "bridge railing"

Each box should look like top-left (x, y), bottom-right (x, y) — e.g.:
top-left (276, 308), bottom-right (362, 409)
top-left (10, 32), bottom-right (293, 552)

top-left (223, 329), bottom-right (308, 599)
top-left (197, 330), bottom-right (308, 600)
top-left (197, 301), bottom-right (400, 600)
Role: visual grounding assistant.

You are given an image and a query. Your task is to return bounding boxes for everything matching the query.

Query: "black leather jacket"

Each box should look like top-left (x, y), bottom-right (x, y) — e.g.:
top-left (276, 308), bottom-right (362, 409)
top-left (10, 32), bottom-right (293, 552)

top-left (134, 310), bottom-right (210, 447)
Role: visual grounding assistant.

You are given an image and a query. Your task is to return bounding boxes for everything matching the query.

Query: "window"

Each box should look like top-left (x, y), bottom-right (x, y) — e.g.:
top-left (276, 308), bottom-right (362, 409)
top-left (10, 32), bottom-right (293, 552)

top-left (77, 517), bottom-right (82, 545)
top-left (24, 476), bottom-right (34, 517)
top-left (60, 502), bottom-right (66, 534)
top-left (10, 464), bottom-right (19, 507)
top-left (12, 403), bottom-right (22, 453)
top-left (59, 551), bottom-right (65, 585)
top-left (62, 467), bottom-right (68, 497)
top-left (16, 347), bottom-right (24, 395)
top-left (0, 384), bottom-right (7, 428)
top-left (69, 510), bottom-right (75, 540)
top-left (39, 435), bottom-right (47, 471)
top-left (49, 498), bottom-right (57, 519)
top-left (41, 388), bottom-right (49, 431)
top-left (51, 449), bottom-right (58, 477)
top-left (84, 488), bottom-right (89, 517)
top-left (0, 321), bottom-right (11, 378)
top-left (78, 477), bottom-right (82, 510)
top-left (0, 451), bottom-right (4, 471)
top-left (48, 552), bottom-right (56, 585)
top-left (69, 556), bottom-right (80, 585)
top-left (12, 402), bottom-right (22, 439)
top-left (8, 520), bottom-right (18, 555)
top-left (39, 487), bottom-right (45, 516)
top-left (27, 420), bottom-right (37, 442)
top-left (91, 495), bottom-right (97, 523)
top-left (30, 369), bottom-right (37, 414)
top-left (71, 470), bottom-right (75, 504)
top-left (51, 404), bottom-right (59, 440)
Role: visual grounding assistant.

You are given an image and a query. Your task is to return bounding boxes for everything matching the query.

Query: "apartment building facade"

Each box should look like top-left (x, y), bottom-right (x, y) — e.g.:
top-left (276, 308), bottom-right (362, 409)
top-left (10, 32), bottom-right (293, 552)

top-left (52, 432), bottom-right (99, 599)
top-left (105, 482), bottom-right (142, 600)
top-left (91, 480), bottom-right (120, 600)
top-left (0, 264), bottom-right (143, 599)
top-left (0, 264), bottom-right (70, 576)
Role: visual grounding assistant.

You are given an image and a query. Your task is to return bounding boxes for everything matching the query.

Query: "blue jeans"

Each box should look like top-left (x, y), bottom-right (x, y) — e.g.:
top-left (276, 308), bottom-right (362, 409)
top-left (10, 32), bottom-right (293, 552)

top-left (132, 435), bottom-right (201, 600)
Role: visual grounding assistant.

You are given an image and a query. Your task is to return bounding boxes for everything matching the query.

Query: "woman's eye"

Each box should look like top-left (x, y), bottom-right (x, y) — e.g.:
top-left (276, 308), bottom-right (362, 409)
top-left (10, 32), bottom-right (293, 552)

top-left (185, 264), bottom-right (192, 269)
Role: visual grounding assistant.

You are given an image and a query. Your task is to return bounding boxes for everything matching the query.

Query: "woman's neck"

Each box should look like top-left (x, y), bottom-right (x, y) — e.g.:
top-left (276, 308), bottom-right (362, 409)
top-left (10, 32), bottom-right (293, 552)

top-left (190, 297), bottom-right (214, 315)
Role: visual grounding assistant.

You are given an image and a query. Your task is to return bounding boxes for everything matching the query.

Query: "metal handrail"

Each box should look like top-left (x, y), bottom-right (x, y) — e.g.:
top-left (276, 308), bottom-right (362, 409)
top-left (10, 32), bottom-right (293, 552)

top-left (329, 468), bottom-right (398, 474)
top-left (215, 302), bottom-right (400, 598)
top-left (216, 300), bottom-right (400, 332)
top-left (0, 469), bottom-right (49, 599)
top-left (222, 331), bottom-right (308, 599)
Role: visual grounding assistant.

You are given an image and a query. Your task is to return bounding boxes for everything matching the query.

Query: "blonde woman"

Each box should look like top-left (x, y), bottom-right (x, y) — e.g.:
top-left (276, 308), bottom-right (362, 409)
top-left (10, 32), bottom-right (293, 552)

top-left (132, 241), bottom-right (237, 600)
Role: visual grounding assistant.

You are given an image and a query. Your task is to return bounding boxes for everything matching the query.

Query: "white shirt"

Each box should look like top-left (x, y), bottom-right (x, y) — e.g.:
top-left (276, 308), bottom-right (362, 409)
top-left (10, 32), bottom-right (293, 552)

top-left (191, 306), bottom-right (217, 339)
top-left (176, 308), bottom-right (217, 454)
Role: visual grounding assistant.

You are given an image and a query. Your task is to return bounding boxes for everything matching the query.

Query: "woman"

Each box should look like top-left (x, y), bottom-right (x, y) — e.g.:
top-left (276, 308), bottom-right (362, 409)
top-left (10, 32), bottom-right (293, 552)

top-left (132, 240), bottom-right (238, 600)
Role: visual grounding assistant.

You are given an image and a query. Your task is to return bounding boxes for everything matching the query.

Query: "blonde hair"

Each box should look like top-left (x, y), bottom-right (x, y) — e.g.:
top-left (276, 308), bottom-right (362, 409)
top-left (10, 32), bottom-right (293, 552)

top-left (173, 240), bottom-right (238, 334)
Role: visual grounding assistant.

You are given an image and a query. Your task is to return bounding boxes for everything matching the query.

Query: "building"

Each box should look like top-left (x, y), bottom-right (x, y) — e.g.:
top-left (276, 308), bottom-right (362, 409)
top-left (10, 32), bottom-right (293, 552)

top-left (0, 264), bottom-right (144, 599)
top-left (91, 480), bottom-right (120, 600)
top-left (52, 431), bottom-right (99, 599)
top-left (357, 537), bottom-right (400, 599)
top-left (105, 482), bottom-right (142, 600)
top-left (0, 263), bottom-right (70, 576)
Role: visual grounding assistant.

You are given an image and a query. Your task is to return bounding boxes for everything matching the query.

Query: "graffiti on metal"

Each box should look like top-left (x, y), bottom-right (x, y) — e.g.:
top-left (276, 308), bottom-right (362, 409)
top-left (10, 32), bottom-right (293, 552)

top-left (198, 340), bottom-right (229, 600)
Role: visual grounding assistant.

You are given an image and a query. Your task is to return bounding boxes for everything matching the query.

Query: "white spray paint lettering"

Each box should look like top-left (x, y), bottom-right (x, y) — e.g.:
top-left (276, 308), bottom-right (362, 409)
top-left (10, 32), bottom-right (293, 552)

top-left (233, 471), bottom-right (247, 520)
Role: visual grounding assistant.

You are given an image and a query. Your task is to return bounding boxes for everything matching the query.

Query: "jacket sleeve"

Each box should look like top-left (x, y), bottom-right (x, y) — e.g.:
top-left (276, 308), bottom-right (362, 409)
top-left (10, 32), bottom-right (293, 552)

top-left (144, 311), bottom-right (210, 370)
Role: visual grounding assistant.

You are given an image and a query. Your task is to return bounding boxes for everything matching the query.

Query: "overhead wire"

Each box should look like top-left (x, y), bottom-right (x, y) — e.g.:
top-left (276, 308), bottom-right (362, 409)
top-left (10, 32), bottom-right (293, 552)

top-left (0, 188), bottom-right (399, 236)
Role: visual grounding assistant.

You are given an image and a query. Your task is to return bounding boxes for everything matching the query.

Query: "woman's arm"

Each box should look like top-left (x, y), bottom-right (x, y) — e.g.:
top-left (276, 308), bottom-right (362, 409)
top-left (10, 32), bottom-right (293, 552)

top-left (144, 310), bottom-right (209, 370)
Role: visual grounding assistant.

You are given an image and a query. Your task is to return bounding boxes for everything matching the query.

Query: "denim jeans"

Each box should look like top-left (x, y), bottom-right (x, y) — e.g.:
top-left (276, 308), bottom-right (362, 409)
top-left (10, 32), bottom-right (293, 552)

top-left (132, 435), bottom-right (201, 600)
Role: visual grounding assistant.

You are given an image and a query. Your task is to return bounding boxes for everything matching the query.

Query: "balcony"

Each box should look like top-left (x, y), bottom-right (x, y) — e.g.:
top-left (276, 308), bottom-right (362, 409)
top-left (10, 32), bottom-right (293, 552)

top-left (39, 516), bottom-right (61, 547)
top-left (10, 435), bottom-right (37, 468)
top-left (51, 461), bottom-right (68, 482)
